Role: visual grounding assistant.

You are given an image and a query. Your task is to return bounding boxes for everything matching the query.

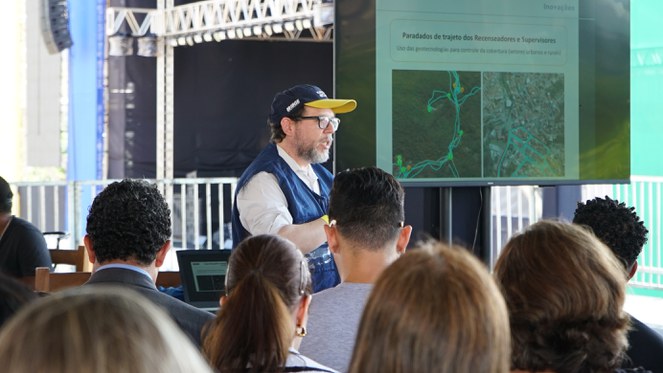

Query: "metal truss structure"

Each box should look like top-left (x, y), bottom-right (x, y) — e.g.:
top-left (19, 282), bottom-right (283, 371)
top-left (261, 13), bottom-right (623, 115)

top-left (107, 0), bottom-right (334, 43)
top-left (106, 0), bottom-right (334, 189)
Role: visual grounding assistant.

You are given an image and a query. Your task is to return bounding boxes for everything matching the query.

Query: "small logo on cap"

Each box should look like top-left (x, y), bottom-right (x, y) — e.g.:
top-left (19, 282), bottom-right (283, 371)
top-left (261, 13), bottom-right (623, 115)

top-left (286, 99), bottom-right (300, 113)
top-left (316, 90), bottom-right (326, 98)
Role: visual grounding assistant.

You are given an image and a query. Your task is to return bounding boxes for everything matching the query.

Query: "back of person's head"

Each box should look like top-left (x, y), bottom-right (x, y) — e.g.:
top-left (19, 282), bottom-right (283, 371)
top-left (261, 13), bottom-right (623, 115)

top-left (86, 179), bottom-right (171, 265)
top-left (349, 241), bottom-right (511, 373)
top-left (328, 167), bottom-right (405, 250)
top-left (0, 271), bottom-right (37, 328)
top-left (0, 176), bottom-right (13, 213)
top-left (494, 219), bottom-right (630, 373)
top-left (203, 234), bottom-right (312, 372)
top-left (0, 286), bottom-right (212, 373)
top-left (573, 196), bottom-right (648, 270)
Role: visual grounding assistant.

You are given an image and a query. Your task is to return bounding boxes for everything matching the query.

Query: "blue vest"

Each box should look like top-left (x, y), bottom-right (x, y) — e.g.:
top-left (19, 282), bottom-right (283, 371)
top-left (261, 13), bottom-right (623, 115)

top-left (231, 143), bottom-right (333, 247)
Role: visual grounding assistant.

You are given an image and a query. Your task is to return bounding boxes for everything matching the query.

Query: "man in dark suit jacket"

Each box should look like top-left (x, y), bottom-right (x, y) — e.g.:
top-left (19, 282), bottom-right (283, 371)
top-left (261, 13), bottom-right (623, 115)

top-left (575, 196), bottom-right (663, 373)
top-left (83, 179), bottom-right (213, 346)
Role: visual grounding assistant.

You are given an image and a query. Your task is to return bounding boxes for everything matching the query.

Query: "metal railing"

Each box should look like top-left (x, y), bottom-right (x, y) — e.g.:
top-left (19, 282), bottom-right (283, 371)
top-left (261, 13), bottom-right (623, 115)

top-left (15, 177), bottom-right (238, 249)
top-left (13, 178), bottom-right (238, 270)
top-left (492, 177), bottom-right (663, 291)
top-left (12, 176), bottom-right (663, 289)
top-left (490, 185), bottom-right (542, 265)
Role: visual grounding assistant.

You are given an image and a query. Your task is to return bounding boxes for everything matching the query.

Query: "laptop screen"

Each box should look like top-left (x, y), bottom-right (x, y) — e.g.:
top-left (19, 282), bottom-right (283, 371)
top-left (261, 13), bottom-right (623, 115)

top-left (176, 249), bottom-right (232, 311)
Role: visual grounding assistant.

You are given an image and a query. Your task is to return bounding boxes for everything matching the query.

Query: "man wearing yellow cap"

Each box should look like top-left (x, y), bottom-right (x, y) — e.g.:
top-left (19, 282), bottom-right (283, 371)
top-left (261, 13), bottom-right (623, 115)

top-left (231, 84), bottom-right (357, 292)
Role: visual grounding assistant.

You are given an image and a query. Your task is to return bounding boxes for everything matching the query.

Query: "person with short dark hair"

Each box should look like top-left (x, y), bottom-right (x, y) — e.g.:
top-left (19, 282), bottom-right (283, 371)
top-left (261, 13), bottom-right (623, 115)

top-left (574, 196), bottom-right (648, 272)
top-left (83, 179), bottom-right (213, 346)
top-left (232, 84), bottom-right (357, 292)
top-left (0, 176), bottom-right (51, 278)
top-left (202, 234), bottom-right (337, 373)
top-left (299, 167), bottom-right (411, 371)
top-left (575, 196), bottom-right (663, 372)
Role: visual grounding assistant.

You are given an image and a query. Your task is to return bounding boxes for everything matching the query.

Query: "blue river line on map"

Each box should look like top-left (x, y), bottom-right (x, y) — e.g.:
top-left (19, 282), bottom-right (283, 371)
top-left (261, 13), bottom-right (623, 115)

top-left (395, 70), bottom-right (480, 178)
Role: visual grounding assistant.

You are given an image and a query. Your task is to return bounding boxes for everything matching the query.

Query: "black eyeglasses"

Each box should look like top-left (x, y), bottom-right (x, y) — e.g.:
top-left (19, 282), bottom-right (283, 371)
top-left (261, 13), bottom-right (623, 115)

top-left (294, 116), bottom-right (340, 131)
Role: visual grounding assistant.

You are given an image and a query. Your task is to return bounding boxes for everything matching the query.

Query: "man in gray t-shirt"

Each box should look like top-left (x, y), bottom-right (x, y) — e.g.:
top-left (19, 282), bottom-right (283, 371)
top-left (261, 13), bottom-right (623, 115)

top-left (299, 167), bottom-right (411, 372)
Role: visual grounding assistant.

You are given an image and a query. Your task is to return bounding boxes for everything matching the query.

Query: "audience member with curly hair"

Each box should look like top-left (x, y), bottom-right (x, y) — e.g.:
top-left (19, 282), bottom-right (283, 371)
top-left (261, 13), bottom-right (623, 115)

top-left (202, 234), bottom-right (337, 373)
top-left (83, 179), bottom-right (213, 346)
top-left (348, 241), bottom-right (511, 373)
top-left (574, 196), bottom-right (663, 372)
top-left (494, 220), bottom-right (650, 373)
top-left (574, 196), bottom-right (648, 271)
top-left (0, 287), bottom-right (213, 373)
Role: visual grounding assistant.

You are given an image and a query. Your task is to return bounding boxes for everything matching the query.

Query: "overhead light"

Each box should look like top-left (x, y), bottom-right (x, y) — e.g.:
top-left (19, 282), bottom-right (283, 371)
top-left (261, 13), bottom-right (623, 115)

top-left (108, 33), bottom-right (133, 56)
top-left (185, 36), bottom-right (194, 46)
top-left (177, 36), bottom-right (186, 46)
top-left (295, 20), bottom-right (303, 31)
top-left (243, 27), bottom-right (252, 37)
top-left (203, 32), bottom-right (213, 42)
top-left (193, 34), bottom-right (203, 43)
top-left (302, 18), bottom-right (312, 29)
top-left (253, 25), bottom-right (261, 36)
top-left (284, 21), bottom-right (295, 32)
top-left (273, 23), bottom-right (283, 34)
top-left (168, 38), bottom-right (178, 47)
top-left (227, 28), bottom-right (236, 39)
top-left (213, 30), bottom-right (226, 42)
top-left (264, 24), bottom-right (273, 36)
top-left (136, 34), bottom-right (159, 57)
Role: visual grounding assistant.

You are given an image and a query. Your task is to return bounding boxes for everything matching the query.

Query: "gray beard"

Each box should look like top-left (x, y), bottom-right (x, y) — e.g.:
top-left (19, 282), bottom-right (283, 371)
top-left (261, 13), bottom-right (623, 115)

top-left (298, 144), bottom-right (329, 164)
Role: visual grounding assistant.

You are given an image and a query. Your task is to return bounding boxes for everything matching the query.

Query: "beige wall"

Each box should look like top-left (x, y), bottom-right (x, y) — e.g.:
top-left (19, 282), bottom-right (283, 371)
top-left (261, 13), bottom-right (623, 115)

top-left (0, 1), bottom-right (23, 180)
top-left (0, 1), bottom-right (65, 182)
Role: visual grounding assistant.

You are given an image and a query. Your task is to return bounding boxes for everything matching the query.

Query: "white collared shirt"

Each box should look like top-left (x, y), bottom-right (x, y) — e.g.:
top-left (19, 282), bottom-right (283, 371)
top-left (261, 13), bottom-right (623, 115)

top-left (236, 144), bottom-right (320, 235)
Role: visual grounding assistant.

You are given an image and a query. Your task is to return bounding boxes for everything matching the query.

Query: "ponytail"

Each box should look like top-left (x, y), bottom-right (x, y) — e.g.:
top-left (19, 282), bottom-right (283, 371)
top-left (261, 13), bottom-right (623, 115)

top-left (202, 235), bottom-right (312, 373)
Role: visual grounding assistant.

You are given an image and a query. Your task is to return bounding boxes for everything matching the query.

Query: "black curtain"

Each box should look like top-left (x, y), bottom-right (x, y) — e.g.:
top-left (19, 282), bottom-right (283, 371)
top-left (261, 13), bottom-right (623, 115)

top-left (108, 38), bottom-right (333, 178)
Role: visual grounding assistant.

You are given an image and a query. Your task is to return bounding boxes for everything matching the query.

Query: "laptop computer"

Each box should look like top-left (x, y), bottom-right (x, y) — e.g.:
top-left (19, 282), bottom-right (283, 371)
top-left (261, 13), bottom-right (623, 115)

top-left (176, 249), bottom-right (232, 312)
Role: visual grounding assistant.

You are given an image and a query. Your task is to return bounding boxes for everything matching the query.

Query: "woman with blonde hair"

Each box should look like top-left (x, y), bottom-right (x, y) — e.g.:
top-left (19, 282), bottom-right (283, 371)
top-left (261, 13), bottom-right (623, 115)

top-left (0, 286), bottom-right (213, 373)
top-left (202, 234), bottom-right (336, 372)
top-left (348, 241), bottom-right (511, 373)
top-left (494, 219), bottom-right (647, 373)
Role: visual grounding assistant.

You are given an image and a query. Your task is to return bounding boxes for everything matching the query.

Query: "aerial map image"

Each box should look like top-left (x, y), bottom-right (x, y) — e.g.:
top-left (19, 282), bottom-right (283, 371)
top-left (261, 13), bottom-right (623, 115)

top-left (482, 72), bottom-right (565, 178)
top-left (392, 70), bottom-right (482, 179)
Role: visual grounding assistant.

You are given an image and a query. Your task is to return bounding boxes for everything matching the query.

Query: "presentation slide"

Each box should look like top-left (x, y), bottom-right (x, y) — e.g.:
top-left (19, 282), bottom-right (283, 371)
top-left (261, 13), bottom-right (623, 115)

top-left (375, 0), bottom-right (579, 184)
